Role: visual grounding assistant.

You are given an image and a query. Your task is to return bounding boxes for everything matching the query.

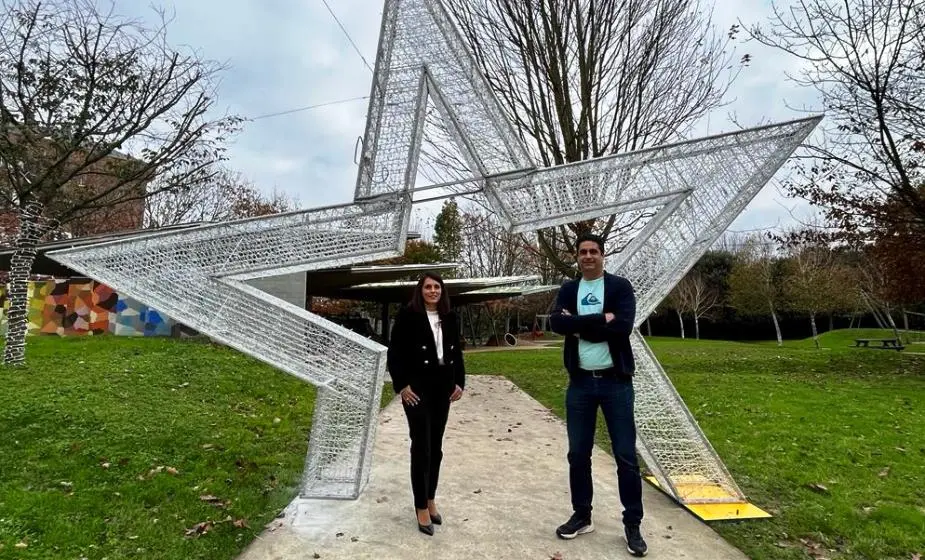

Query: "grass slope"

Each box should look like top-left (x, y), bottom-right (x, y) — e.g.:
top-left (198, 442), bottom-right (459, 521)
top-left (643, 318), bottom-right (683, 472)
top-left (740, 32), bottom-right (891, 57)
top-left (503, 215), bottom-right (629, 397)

top-left (0, 336), bottom-right (318, 559)
top-left (465, 330), bottom-right (925, 560)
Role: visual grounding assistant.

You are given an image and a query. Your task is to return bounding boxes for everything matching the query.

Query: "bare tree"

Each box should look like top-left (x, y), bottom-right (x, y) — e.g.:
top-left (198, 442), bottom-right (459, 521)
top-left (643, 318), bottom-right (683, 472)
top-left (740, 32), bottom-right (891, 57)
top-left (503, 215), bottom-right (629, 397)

top-left (444, 0), bottom-right (744, 276)
top-left (728, 235), bottom-right (787, 345)
top-left (0, 0), bottom-right (240, 365)
top-left (661, 288), bottom-right (686, 339)
top-left (852, 248), bottom-right (903, 339)
top-left (144, 167), bottom-right (297, 227)
top-left (459, 209), bottom-right (533, 278)
top-left (750, 0), bottom-right (925, 240)
top-left (782, 243), bottom-right (856, 349)
top-left (672, 269), bottom-right (720, 340)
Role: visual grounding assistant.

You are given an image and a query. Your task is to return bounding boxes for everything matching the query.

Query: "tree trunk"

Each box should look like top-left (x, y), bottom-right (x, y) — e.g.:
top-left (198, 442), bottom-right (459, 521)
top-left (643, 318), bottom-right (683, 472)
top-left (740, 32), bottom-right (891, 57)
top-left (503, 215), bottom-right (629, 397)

top-left (676, 310), bottom-right (685, 339)
top-left (902, 307), bottom-right (909, 331)
top-left (646, 317), bottom-right (652, 337)
top-left (810, 312), bottom-right (819, 350)
top-left (694, 314), bottom-right (701, 340)
top-left (866, 297), bottom-right (887, 328)
top-left (4, 201), bottom-right (45, 366)
top-left (883, 306), bottom-right (902, 343)
top-left (828, 313), bottom-right (834, 332)
top-left (770, 305), bottom-right (783, 346)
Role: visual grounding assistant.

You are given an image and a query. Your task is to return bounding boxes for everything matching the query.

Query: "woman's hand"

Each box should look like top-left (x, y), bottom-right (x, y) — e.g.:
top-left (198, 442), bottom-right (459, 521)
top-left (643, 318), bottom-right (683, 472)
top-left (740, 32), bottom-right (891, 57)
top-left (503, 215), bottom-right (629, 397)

top-left (400, 386), bottom-right (420, 407)
top-left (450, 385), bottom-right (464, 402)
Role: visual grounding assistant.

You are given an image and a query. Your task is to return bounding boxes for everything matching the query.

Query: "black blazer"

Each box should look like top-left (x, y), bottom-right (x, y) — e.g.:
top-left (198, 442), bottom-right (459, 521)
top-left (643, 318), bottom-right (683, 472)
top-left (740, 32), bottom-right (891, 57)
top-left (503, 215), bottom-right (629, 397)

top-left (386, 305), bottom-right (466, 395)
top-left (549, 272), bottom-right (636, 377)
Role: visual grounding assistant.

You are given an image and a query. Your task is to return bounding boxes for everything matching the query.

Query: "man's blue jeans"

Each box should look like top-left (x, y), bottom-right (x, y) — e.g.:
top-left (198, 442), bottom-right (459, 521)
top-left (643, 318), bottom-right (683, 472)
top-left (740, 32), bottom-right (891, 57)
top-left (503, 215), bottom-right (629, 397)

top-left (566, 374), bottom-right (644, 526)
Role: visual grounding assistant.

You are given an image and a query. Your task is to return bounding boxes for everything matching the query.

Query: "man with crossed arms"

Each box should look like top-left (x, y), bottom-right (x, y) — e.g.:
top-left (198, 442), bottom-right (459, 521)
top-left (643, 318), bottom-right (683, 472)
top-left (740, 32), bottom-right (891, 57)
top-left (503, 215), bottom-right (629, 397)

top-left (550, 232), bottom-right (647, 558)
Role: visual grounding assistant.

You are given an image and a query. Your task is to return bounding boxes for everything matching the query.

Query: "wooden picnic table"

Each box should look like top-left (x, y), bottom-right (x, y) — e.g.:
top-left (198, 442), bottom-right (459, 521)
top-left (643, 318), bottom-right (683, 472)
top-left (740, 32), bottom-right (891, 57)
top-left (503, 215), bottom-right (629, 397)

top-left (854, 338), bottom-right (905, 351)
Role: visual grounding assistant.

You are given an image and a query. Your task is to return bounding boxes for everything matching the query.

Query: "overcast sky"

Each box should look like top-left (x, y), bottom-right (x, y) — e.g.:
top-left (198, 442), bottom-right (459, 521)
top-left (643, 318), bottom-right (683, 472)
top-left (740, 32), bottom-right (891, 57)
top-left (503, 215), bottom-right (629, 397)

top-left (117, 0), bottom-right (823, 235)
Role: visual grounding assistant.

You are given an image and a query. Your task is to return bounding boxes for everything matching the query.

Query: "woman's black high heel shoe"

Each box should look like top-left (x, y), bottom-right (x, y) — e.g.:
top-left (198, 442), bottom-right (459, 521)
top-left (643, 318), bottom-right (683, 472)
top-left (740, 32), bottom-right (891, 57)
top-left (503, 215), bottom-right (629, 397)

top-left (416, 510), bottom-right (435, 535)
top-left (430, 512), bottom-right (443, 525)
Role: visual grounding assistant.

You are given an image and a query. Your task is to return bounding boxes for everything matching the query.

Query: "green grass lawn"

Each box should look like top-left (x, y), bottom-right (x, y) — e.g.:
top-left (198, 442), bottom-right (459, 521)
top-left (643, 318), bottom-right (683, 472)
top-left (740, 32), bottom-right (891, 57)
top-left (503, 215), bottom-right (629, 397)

top-left (0, 336), bottom-right (323, 560)
top-left (466, 329), bottom-right (925, 560)
top-left (1, 331), bottom-right (922, 559)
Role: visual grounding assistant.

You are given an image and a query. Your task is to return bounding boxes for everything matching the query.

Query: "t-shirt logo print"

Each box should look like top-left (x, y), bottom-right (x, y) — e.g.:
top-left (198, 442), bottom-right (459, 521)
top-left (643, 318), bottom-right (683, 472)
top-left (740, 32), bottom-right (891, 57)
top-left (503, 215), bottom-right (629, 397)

top-left (581, 293), bottom-right (601, 306)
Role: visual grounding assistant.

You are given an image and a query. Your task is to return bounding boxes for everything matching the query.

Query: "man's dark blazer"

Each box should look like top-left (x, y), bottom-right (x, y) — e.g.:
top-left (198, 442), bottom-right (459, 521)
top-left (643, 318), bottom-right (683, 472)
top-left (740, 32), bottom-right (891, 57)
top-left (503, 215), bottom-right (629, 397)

top-left (386, 305), bottom-right (466, 395)
top-left (549, 271), bottom-right (636, 377)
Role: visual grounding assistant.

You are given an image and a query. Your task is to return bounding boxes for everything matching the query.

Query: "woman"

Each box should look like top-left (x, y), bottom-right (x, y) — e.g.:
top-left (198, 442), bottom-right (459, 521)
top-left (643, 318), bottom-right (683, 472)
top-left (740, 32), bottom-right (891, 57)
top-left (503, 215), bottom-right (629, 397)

top-left (387, 271), bottom-right (465, 536)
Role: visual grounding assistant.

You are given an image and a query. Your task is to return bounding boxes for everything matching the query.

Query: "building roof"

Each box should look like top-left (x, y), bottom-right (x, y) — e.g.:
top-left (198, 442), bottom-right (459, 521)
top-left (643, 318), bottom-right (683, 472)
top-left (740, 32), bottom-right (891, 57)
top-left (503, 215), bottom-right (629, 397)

top-left (321, 275), bottom-right (559, 305)
top-left (305, 263), bottom-right (456, 291)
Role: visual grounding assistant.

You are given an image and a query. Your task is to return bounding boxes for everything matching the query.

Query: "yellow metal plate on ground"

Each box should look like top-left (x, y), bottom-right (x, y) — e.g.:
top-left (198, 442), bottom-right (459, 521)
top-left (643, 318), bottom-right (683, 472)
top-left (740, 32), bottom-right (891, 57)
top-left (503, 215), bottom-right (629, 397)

top-left (645, 476), bottom-right (773, 521)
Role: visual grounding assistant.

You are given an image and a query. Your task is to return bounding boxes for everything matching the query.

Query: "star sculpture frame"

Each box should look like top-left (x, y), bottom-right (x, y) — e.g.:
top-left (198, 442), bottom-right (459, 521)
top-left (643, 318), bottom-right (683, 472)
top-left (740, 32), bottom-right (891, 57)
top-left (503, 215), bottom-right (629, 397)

top-left (48, 0), bottom-right (821, 515)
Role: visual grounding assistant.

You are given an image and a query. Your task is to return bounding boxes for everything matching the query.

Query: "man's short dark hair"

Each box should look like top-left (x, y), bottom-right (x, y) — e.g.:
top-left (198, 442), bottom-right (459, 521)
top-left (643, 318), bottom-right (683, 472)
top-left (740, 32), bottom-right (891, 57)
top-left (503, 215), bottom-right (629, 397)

top-left (575, 232), bottom-right (605, 253)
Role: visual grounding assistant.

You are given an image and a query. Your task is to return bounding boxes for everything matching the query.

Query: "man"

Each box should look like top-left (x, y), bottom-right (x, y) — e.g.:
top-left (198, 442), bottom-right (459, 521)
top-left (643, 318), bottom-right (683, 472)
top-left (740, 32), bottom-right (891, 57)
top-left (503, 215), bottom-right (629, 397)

top-left (549, 232), bottom-right (647, 557)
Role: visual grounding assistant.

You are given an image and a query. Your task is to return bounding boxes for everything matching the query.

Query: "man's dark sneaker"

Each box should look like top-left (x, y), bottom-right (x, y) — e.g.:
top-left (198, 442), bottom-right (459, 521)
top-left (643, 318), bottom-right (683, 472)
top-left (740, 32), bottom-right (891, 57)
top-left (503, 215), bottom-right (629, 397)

top-left (625, 524), bottom-right (648, 557)
top-left (556, 512), bottom-right (593, 539)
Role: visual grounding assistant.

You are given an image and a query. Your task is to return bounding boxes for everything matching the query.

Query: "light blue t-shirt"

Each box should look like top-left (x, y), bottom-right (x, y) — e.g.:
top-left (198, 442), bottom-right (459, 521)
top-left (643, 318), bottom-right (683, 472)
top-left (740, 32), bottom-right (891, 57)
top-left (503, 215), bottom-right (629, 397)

top-left (577, 276), bottom-right (613, 370)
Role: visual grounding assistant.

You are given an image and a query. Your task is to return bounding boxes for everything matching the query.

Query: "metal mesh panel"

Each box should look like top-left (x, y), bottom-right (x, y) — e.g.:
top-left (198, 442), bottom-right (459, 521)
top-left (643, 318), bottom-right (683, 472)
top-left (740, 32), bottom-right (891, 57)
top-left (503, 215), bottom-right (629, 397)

top-left (354, 0), bottom-right (532, 199)
top-left (609, 118), bottom-right (822, 320)
top-left (630, 332), bottom-right (745, 503)
top-left (48, 196), bottom-right (411, 498)
top-left (489, 117), bottom-right (821, 236)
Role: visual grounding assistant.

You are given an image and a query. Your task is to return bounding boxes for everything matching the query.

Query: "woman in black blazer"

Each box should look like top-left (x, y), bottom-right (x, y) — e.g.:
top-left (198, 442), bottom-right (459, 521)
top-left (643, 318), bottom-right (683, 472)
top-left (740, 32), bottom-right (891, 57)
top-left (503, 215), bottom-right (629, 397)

top-left (387, 271), bottom-right (465, 536)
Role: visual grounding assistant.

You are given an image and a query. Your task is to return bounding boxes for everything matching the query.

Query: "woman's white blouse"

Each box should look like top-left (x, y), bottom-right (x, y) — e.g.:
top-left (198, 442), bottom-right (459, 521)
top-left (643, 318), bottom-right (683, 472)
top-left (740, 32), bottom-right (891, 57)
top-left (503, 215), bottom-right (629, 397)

top-left (426, 310), bottom-right (444, 364)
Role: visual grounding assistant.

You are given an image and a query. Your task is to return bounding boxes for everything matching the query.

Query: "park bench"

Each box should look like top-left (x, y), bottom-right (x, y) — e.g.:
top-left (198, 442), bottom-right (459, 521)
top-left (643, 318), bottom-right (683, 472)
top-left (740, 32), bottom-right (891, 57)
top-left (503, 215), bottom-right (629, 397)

top-left (854, 338), bottom-right (905, 351)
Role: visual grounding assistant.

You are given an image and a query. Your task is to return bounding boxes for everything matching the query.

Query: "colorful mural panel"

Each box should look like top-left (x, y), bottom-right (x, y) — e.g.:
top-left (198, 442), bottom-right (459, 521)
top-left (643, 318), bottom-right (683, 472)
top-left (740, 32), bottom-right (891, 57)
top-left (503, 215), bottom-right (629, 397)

top-left (2, 278), bottom-right (183, 337)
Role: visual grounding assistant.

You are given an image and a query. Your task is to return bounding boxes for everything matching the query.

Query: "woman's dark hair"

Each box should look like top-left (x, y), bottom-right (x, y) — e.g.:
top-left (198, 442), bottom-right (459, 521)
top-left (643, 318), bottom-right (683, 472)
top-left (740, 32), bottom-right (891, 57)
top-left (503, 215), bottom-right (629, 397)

top-left (409, 271), bottom-right (451, 315)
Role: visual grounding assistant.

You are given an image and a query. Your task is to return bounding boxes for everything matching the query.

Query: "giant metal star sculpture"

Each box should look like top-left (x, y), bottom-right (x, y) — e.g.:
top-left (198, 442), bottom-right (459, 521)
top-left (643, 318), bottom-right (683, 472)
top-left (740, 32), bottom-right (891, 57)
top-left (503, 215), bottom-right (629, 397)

top-left (49, 0), bottom-right (820, 514)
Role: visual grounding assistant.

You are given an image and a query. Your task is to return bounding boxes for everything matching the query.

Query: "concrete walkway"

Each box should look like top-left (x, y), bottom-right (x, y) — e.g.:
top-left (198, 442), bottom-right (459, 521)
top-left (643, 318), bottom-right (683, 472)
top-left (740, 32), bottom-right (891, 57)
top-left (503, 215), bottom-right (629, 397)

top-left (238, 376), bottom-right (749, 560)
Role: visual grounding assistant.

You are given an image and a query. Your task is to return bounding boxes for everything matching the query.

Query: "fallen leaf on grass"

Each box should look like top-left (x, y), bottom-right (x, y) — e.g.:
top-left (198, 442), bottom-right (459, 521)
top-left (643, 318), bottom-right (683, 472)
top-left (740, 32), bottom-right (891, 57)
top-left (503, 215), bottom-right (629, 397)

top-left (199, 495), bottom-right (231, 509)
top-left (143, 465), bottom-right (179, 478)
top-left (911, 554), bottom-right (921, 560)
top-left (184, 521), bottom-right (214, 538)
top-left (15, 542), bottom-right (27, 549)
top-left (878, 467), bottom-right (890, 478)
top-left (798, 537), bottom-right (830, 559)
top-left (806, 483), bottom-right (829, 494)
top-left (233, 519), bottom-right (249, 529)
